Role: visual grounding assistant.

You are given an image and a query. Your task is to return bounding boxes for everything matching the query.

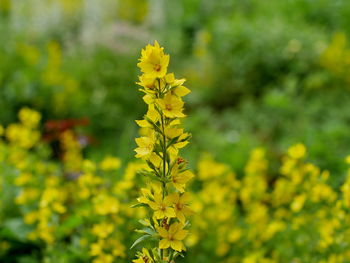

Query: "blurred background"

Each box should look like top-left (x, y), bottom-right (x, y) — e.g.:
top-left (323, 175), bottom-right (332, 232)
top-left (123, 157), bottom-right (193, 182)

top-left (2, 0), bottom-right (350, 262)
top-left (1, 0), bottom-right (350, 175)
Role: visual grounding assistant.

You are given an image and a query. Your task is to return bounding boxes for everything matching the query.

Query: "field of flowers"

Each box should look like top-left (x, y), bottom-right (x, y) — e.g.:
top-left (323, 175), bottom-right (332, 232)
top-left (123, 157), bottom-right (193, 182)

top-left (2, 0), bottom-right (350, 262)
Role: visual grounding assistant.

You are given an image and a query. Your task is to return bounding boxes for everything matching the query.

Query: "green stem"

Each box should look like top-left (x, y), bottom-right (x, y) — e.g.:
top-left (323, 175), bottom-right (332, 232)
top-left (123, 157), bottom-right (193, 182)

top-left (168, 249), bottom-right (174, 262)
top-left (161, 111), bottom-right (167, 197)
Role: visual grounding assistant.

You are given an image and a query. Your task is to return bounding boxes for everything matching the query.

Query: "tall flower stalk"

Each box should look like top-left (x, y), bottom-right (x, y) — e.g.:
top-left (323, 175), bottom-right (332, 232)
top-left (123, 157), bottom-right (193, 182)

top-left (132, 41), bottom-right (193, 263)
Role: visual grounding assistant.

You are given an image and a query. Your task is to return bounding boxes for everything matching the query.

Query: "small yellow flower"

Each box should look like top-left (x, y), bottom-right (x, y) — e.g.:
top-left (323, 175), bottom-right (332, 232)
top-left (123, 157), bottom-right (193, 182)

top-left (93, 194), bottom-right (119, 215)
top-left (100, 156), bottom-right (121, 171)
top-left (157, 93), bottom-right (185, 118)
top-left (92, 253), bottom-right (114, 263)
top-left (89, 240), bottom-right (104, 256)
top-left (345, 155), bottom-right (350, 164)
top-left (148, 192), bottom-right (176, 219)
top-left (137, 41), bottom-right (170, 78)
top-left (135, 134), bottom-right (156, 159)
top-left (169, 192), bottom-right (194, 223)
top-left (133, 248), bottom-right (154, 263)
top-left (288, 143), bottom-right (306, 159)
top-left (171, 164), bottom-right (194, 192)
top-left (136, 105), bottom-right (159, 128)
top-left (137, 74), bottom-right (157, 93)
top-left (157, 222), bottom-right (188, 252)
top-left (92, 222), bottom-right (115, 239)
top-left (18, 107), bottom-right (41, 128)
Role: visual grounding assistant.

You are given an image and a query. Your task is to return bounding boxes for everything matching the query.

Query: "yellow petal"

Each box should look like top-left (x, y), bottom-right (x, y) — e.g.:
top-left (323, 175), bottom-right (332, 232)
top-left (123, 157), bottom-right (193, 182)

top-left (174, 86), bottom-right (191, 97)
top-left (135, 120), bottom-right (149, 128)
top-left (143, 94), bottom-right (154, 104)
top-left (174, 229), bottom-right (188, 241)
top-left (159, 239), bottom-right (170, 249)
top-left (170, 240), bottom-right (184, 252)
top-left (157, 227), bottom-right (169, 238)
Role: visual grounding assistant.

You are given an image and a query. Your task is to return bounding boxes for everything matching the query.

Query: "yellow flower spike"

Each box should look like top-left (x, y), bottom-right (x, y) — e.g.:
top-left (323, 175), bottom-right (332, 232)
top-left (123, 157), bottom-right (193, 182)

top-left (133, 42), bottom-right (192, 262)
top-left (157, 222), bottom-right (188, 252)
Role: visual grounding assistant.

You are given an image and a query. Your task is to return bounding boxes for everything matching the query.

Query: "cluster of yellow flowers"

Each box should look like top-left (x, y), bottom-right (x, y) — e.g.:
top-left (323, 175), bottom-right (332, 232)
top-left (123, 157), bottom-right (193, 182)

top-left (2, 107), bottom-right (350, 262)
top-left (189, 144), bottom-right (350, 262)
top-left (132, 41), bottom-right (193, 262)
top-left (0, 108), bottom-right (141, 263)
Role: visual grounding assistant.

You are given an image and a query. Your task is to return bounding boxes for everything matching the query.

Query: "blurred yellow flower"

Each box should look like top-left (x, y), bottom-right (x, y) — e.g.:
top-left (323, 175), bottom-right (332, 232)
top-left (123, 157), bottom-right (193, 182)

top-left (100, 156), bottom-right (121, 171)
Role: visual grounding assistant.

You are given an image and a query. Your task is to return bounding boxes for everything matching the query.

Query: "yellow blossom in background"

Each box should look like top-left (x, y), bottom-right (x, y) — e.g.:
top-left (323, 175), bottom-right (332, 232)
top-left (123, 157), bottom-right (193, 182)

top-left (287, 143), bottom-right (306, 159)
top-left (100, 156), bottom-right (121, 171)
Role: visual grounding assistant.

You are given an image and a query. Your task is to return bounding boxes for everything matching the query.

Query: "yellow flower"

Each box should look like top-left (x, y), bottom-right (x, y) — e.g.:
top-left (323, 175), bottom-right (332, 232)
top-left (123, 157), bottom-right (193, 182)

top-left (92, 253), bottom-right (114, 263)
top-left (14, 172), bottom-right (33, 186)
top-left (18, 107), bottom-right (41, 128)
top-left (92, 222), bottom-right (115, 239)
top-left (100, 156), bottom-right (121, 171)
top-left (93, 194), bottom-right (119, 215)
top-left (165, 73), bottom-right (191, 97)
top-left (288, 143), bottom-right (306, 159)
top-left (169, 192), bottom-right (194, 223)
top-left (171, 163), bottom-right (194, 192)
top-left (133, 248), bottom-right (154, 263)
top-left (90, 240), bottom-right (104, 256)
top-left (135, 134), bottom-right (155, 159)
top-left (345, 155), bottom-right (350, 164)
top-left (148, 192), bottom-right (176, 219)
top-left (157, 222), bottom-right (188, 252)
top-left (157, 93), bottom-right (185, 118)
top-left (137, 183), bottom-right (162, 204)
top-left (137, 41), bottom-right (170, 78)
top-left (136, 105), bottom-right (159, 128)
top-left (137, 74), bottom-right (157, 93)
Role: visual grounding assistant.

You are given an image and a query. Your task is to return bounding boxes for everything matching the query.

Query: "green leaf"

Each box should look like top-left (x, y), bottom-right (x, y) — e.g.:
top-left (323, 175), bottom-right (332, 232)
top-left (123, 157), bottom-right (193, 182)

top-left (130, 234), bottom-right (151, 249)
top-left (130, 203), bottom-right (148, 208)
top-left (135, 227), bottom-right (156, 236)
top-left (138, 219), bottom-right (152, 227)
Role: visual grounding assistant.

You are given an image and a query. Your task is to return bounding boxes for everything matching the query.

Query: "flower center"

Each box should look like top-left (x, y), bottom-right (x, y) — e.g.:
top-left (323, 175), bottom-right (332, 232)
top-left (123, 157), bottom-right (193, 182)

top-left (165, 104), bottom-right (172, 111)
top-left (154, 64), bottom-right (161, 72)
top-left (176, 203), bottom-right (183, 211)
top-left (159, 204), bottom-right (166, 211)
